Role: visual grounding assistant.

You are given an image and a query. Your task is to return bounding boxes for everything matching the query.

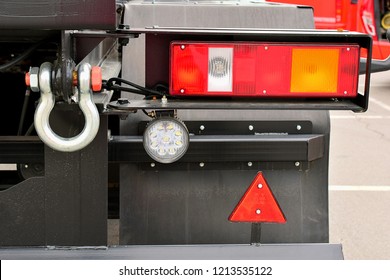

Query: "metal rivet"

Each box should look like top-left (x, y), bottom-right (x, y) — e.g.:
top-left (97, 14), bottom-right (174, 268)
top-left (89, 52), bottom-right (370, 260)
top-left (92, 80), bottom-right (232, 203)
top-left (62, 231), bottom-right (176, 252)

top-left (347, 47), bottom-right (350, 51)
top-left (344, 91), bottom-right (348, 95)
top-left (295, 162), bottom-right (300, 167)
top-left (262, 90), bottom-right (267, 94)
top-left (199, 162), bottom-right (205, 167)
top-left (265, 46), bottom-right (268, 50)
top-left (180, 89), bottom-right (185, 94)
top-left (180, 45), bottom-right (185, 50)
top-left (258, 184), bottom-right (263, 189)
top-left (248, 162), bottom-right (253, 167)
top-left (256, 209), bottom-right (261, 215)
top-left (249, 125), bottom-right (254, 131)
top-left (200, 125), bottom-right (205, 131)
top-left (151, 163), bottom-right (156, 168)
top-left (297, 125), bottom-right (302, 131)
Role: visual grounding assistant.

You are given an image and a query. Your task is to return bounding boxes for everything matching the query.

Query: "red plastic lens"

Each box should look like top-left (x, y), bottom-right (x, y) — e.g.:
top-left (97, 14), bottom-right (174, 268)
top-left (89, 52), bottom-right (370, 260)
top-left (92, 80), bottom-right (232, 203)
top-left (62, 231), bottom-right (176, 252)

top-left (229, 172), bottom-right (286, 224)
top-left (170, 42), bottom-right (360, 98)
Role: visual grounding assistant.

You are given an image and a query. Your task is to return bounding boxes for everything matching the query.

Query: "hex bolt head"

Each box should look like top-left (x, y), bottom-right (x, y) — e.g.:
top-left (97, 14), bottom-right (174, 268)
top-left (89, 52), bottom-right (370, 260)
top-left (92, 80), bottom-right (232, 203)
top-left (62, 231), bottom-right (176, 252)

top-left (28, 67), bottom-right (40, 92)
top-left (117, 98), bottom-right (130, 105)
top-left (161, 95), bottom-right (168, 104)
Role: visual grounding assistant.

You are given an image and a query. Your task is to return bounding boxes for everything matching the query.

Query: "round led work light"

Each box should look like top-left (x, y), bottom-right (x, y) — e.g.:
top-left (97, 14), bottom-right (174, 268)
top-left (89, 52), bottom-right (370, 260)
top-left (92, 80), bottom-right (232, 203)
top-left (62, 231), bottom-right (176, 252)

top-left (143, 117), bottom-right (189, 164)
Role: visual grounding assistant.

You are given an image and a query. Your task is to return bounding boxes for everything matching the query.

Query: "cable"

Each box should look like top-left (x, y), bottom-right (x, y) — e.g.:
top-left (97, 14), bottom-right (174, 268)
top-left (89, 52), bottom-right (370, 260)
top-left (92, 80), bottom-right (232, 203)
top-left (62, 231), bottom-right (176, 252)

top-left (25, 123), bottom-right (35, 136)
top-left (0, 40), bottom-right (44, 72)
top-left (104, 77), bottom-right (166, 97)
top-left (105, 84), bottom-right (147, 95)
top-left (17, 89), bottom-right (31, 136)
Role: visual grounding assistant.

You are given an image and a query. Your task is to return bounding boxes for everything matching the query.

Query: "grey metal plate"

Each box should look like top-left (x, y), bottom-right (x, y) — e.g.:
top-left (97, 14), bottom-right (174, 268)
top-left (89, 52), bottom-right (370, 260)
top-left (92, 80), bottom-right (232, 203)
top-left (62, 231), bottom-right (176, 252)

top-left (0, 0), bottom-right (116, 30)
top-left (124, 1), bottom-right (315, 30)
top-left (0, 244), bottom-right (343, 260)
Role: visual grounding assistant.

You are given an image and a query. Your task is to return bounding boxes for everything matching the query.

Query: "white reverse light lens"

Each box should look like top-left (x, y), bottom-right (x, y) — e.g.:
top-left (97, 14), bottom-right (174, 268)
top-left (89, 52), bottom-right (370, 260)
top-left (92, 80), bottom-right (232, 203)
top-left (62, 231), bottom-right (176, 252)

top-left (208, 47), bottom-right (233, 92)
top-left (143, 117), bottom-right (189, 164)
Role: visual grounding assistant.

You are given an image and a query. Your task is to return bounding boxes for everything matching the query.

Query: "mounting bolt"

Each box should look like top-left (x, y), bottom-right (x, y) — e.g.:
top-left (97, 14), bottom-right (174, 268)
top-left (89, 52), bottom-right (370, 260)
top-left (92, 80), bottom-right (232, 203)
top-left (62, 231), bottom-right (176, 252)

top-left (256, 209), bottom-right (261, 215)
top-left (161, 95), bottom-right (168, 105)
top-left (296, 125), bottom-right (302, 131)
top-left (180, 89), bottom-right (185, 94)
top-left (257, 184), bottom-right (263, 189)
top-left (27, 67), bottom-right (40, 92)
top-left (295, 161), bottom-right (300, 167)
top-left (180, 45), bottom-right (186, 50)
top-left (200, 125), bottom-right (205, 131)
top-left (151, 163), bottom-right (156, 168)
top-left (249, 125), bottom-right (254, 131)
top-left (248, 162), bottom-right (253, 167)
top-left (117, 98), bottom-right (130, 105)
top-left (199, 162), bottom-right (205, 168)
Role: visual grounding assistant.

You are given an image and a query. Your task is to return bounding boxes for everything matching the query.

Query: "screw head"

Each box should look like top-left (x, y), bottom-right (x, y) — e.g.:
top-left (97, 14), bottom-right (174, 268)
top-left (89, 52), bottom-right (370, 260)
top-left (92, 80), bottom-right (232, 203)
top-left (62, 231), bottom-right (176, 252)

top-left (200, 125), bottom-right (205, 131)
top-left (248, 162), bottom-right (253, 167)
top-left (258, 184), bottom-right (263, 189)
top-left (256, 209), bottom-right (261, 215)
top-left (297, 125), bottom-right (302, 131)
top-left (151, 163), bottom-right (156, 168)
top-left (295, 162), bottom-right (300, 167)
top-left (199, 162), bottom-right (205, 167)
top-left (249, 125), bottom-right (254, 131)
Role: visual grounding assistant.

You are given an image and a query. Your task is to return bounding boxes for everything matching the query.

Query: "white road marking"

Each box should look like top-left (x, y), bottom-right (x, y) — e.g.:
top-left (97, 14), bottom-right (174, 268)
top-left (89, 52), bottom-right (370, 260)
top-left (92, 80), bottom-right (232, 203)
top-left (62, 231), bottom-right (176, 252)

top-left (330, 185), bottom-right (390, 191)
top-left (370, 97), bottom-right (390, 112)
top-left (330, 115), bottom-right (390, 119)
top-left (330, 96), bottom-right (390, 119)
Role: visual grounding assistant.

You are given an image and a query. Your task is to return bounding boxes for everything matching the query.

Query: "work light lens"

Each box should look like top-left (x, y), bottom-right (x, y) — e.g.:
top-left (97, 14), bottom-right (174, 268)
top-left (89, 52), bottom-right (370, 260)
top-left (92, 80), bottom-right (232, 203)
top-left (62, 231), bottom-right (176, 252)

top-left (143, 118), bottom-right (189, 163)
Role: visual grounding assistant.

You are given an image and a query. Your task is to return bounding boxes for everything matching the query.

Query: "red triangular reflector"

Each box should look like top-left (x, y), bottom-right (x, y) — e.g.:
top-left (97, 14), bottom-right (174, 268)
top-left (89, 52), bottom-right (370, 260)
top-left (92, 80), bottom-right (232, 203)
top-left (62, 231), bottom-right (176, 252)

top-left (229, 172), bottom-right (286, 223)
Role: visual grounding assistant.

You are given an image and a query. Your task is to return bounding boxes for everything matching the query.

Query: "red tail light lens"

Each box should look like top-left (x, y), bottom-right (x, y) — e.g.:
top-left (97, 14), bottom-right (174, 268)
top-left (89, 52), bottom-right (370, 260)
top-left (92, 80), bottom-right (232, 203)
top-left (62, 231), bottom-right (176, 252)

top-left (170, 42), bottom-right (359, 98)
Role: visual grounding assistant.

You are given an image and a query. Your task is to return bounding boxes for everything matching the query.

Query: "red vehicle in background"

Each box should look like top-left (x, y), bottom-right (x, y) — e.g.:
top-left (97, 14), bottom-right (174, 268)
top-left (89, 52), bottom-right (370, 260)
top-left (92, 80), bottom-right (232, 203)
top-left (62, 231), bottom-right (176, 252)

top-left (268, 0), bottom-right (390, 72)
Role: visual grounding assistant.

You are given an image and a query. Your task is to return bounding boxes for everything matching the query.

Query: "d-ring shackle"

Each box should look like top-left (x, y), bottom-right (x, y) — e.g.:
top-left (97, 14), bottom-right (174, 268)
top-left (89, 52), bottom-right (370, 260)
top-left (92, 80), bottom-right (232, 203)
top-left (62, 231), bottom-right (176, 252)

top-left (34, 62), bottom-right (100, 152)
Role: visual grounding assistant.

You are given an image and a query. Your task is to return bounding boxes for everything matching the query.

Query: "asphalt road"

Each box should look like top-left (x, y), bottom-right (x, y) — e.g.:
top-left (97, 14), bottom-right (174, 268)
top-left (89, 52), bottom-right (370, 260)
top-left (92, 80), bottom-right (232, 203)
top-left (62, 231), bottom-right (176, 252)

top-left (329, 70), bottom-right (390, 259)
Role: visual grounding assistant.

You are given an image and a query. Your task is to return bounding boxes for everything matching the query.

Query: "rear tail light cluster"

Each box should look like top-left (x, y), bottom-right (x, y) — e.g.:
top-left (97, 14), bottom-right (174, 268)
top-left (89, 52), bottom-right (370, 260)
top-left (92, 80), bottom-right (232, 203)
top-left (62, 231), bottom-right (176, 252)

top-left (170, 42), bottom-right (360, 98)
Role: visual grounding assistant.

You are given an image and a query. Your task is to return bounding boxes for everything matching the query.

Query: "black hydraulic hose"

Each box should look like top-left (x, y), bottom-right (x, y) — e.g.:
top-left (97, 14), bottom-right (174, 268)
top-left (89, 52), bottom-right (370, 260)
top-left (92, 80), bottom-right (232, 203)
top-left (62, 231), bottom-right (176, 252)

top-left (17, 89), bottom-right (30, 136)
top-left (105, 77), bottom-right (164, 97)
top-left (0, 40), bottom-right (44, 72)
top-left (25, 123), bottom-right (35, 136)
